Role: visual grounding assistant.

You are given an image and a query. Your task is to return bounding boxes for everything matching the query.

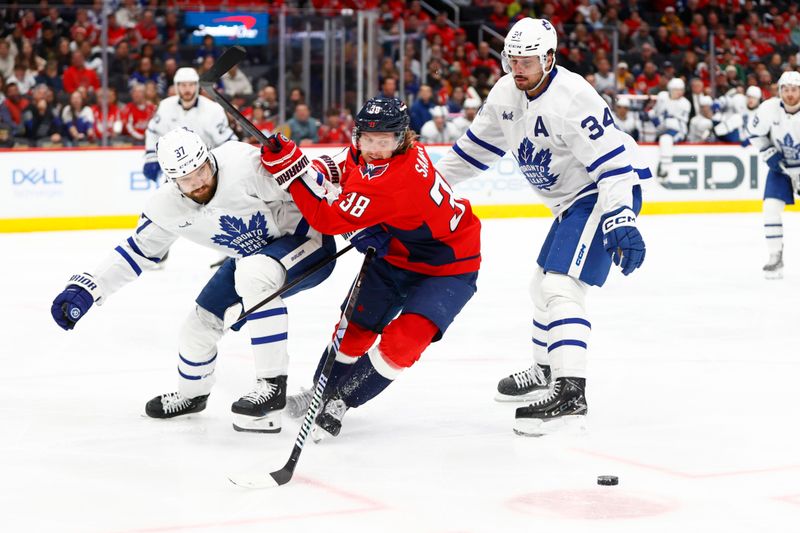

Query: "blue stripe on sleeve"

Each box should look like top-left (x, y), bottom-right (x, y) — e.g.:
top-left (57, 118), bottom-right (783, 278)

top-left (251, 332), bottom-right (289, 345)
top-left (466, 129), bottom-right (506, 157)
top-left (533, 319), bottom-right (548, 331)
top-left (548, 318), bottom-right (592, 330)
top-left (126, 237), bottom-right (161, 263)
top-left (532, 338), bottom-right (547, 347)
top-left (585, 145), bottom-right (625, 172)
top-left (177, 367), bottom-right (203, 380)
top-left (135, 216), bottom-right (152, 234)
top-left (596, 165), bottom-right (633, 182)
top-left (115, 246), bottom-right (142, 276)
top-left (248, 308), bottom-right (288, 321)
top-left (635, 167), bottom-right (653, 180)
top-left (452, 143), bottom-right (489, 171)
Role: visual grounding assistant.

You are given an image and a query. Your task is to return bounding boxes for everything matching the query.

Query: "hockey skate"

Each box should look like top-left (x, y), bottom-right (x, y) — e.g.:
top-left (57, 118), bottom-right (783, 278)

top-left (495, 364), bottom-right (551, 402)
top-left (286, 387), bottom-right (314, 419)
top-left (763, 251), bottom-right (784, 280)
top-left (145, 392), bottom-right (209, 418)
top-left (513, 377), bottom-right (587, 437)
top-left (311, 397), bottom-right (348, 442)
top-left (231, 376), bottom-right (286, 433)
top-left (656, 163), bottom-right (669, 183)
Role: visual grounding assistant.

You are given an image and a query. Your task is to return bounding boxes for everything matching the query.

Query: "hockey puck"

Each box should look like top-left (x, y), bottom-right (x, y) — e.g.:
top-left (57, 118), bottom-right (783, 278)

top-left (597, 475), bottom-right (619, 486)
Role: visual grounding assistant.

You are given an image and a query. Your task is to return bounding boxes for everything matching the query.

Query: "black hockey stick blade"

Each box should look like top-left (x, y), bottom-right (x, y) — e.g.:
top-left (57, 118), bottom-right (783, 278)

top-left (199, 46), bottom-right (246, 85)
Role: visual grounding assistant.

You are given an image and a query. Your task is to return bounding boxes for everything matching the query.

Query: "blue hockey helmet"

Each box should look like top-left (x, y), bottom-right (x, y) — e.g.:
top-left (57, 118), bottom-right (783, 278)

top-left (353, 96), bottom-right (410, 149)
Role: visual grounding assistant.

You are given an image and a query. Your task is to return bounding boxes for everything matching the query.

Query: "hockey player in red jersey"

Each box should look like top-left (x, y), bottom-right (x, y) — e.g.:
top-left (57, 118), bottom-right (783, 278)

top-left (260, 96), bottom-right (481, 440)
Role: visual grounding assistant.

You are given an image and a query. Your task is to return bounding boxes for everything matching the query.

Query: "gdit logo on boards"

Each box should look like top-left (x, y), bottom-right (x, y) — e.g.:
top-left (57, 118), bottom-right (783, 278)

top-left (12, 168), bottom-right (61, 186)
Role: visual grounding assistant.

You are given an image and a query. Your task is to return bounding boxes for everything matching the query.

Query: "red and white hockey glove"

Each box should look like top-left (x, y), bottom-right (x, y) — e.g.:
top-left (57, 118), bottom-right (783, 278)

top-left (260, 134), bottom-right (311, 190)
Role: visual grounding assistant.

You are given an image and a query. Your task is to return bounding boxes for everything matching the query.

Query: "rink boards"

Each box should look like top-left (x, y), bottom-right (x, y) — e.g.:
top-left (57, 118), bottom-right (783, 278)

top-left (1, 143), bottom-right (797, 232)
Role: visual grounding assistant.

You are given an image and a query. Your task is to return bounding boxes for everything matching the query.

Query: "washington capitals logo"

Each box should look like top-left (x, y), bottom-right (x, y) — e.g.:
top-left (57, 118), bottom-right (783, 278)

top-left (359, 163), bottom-right (389, 180)
top-left (777, 133), bottom-right (800, 163)
top-left (516, 138), bottom-right (559, 190)
top-left (211, 213), bottom-right (272, 256)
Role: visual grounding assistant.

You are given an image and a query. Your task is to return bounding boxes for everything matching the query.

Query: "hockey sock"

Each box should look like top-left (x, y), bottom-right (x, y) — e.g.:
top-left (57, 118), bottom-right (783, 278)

top-left (245, 295), bottom-right (290, 378)
top-left (530, 268), bottom-right (549, 367)
top-left (763, 198), bottom-right (785, 255)
top-left (177, 306), bottom-right (224, 398)
top-left (541, 273), bottom-right (591, 379)
top-left (336, 347), bottom-right (401, 408)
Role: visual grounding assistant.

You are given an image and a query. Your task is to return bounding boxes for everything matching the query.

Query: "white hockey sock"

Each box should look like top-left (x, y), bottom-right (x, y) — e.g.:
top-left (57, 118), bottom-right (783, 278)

top-left (763, 198), bottom-right (785, 255)
top-left (541, 273), bottom-right (590, 379)
top-left (177, 306), bottom-right (223, 398)
top-left (529, 267), bottom-right (549, 367)
top-left (658, 134), bottom-right (674, 171)
top-left (245, 295), bottom-right (289, 378)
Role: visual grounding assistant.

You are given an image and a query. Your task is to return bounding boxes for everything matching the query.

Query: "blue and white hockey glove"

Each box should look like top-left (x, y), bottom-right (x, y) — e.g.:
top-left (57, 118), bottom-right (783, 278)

top-left (601, 207), bottom-right (646, 276)
top-left (143, 161), bottom-right (161, 182)
top-left (51, 273), bottom-right (101, 330)
top-left (761, 147), bottom-right (784, 172)
top-left (343, 225), bottom-right (392, 258)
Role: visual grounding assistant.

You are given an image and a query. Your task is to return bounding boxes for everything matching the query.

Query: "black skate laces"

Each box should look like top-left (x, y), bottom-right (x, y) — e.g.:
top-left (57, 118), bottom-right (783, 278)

top-left (241, 380), bottom-right (278, 404)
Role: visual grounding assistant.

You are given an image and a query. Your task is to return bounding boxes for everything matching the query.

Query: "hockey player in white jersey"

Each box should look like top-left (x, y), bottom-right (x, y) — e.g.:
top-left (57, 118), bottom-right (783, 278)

top-left (712, 87), bottom-right (751, 143)
top-left (687, 95), bottom-right (715, 142)
top-left (435, 17), bottom-right (649, 436)
top-left (142, 68), bottom-right (237, 182)
top-left (611, 97), bottom-right (642, 142)
top-left (645, 77), bottom-right (691, 181)
top-left (50, 128), bottom-right (336, 432)
top-left (746, 71), bottom-right (800, 279)
top-left (739, 86), bottom-right (762, 147)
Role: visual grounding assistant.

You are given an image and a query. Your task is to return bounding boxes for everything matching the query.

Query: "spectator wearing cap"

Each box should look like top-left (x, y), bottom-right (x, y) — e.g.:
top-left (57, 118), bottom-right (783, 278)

top-left (452, 97), bottom-right (481, 137)
top-left (410, 84), bottom-right (436, 133)
top-left (317, 107), bottom-right (350, 145)
top-left (419, 105), bottom-right (460, 144)
top-left (615, 61), bottom-right (634, 91)
top-left (62, 50), bottom-right (99, 94)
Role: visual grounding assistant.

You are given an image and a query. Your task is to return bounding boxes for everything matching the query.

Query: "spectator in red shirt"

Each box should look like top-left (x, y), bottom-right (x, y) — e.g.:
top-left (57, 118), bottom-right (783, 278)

top-left (426, 12), bottom-right (455, 44)
top-left (471, 41), bottom-right (501, 80)
top-left (1, 82), bottom-right (30, 131)
top-left (669, 25), bottom-right (693, 52)
top-left (488, 3), bottom-right (510, 33)
top-left (62, 51), bottom-right (100, 94)
top-left (92, 87), bottom-right (124, 140)
top-left (18, 10), bottom-right (42, 42)
top-left (122, 84), bottom-right (155, 143)
top-left (318, 107), bottom-right (351, 144)
top-left (136, 10), bottom-right (160, 44)
top-left (106, 14), bottom-right (127, 47)
top-left (636, 61), bottom-right (662, 93)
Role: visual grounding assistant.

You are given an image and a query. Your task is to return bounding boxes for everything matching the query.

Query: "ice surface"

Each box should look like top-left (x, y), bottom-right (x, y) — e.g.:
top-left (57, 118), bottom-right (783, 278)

top-left (2, 213), bottom-right (799, 532)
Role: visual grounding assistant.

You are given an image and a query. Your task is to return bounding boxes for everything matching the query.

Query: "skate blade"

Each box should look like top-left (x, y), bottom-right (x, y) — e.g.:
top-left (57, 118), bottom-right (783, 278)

top-left (494, 388), bottom-right (551, 403)
top-left (310, 424), bottom-right (335, 443)
top-left (232, 412), bottom-right (281, 433)
top-left (513, 414), bottom-right (587, 437)
top-left (764, 271), bottom-right (783, 280)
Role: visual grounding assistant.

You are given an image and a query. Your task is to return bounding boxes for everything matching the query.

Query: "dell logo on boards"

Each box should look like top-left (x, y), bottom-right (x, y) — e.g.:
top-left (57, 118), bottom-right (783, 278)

top-left (11, 168), bottom-right (62, 185)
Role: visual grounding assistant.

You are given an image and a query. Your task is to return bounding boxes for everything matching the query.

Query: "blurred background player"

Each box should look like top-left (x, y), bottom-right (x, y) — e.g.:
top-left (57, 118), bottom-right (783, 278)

top-left (611, 97), bottom-right (642, 142)
top-left (419, 105), bottom-right (460, 144)
top-left (645, 77), bottom-right (691, 182)
top-left (142, 67), bottom-right (236, 183)
top-left (435, 17), bottom-right (649, 436)
top-left (746, 71), bottom-right (800, 280)
top-left (50, 128), bottom-right (336, 433)
top-left (452, 97), bottom-right (482, 137)
top-left (711, 87), bottom-right (749, 144)
top-left (739, 86), bottom-right (763, 147)
top-left (260, 96), bottom-right (482, 441)
top-left (688, 95), bottom-right (715, 142)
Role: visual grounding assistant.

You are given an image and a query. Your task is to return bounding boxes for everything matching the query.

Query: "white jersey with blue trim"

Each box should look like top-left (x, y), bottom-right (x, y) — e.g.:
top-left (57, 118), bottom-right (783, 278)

top-left (747, 98), bottom-right (800, 167)
top-left (436, 66), bottom-right (648, 216)
top-left (144, 95), bottom-right (237, 164)
top-left (91, 141), bottom-right (320, 303)
top-left (649, 91), bottom-right (691, 139)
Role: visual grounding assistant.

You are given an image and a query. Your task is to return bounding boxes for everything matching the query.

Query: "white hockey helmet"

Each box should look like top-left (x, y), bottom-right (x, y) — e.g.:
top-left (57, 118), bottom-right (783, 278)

top-left (745, 85), bottom-right (762, 100)
top-left (778, 71), bottom-right (800, 112)
top-left (463, 97), bottom-right (482, 109)
top-left (156, 127), bottom-right (209, 180)
top-left (667, 77), bottom-right (685, 92)
top-left (501, 17), bottom-right (558, 74)
top-left (174, 67), bottom-right (200, 101)
top-left (698, 95), bottom-right (713, 107)
top-left (616, 97), bottom-right (631, 108)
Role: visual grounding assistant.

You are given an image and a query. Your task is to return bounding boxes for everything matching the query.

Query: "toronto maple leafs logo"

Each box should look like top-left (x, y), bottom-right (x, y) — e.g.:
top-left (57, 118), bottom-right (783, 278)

top-left (777, 133), bottom-right (800, 163)
top-left (359, 163), bottom-right (389, 180)
top-left (516, 138), bottom-right (559, 190)
top-left (211, 213), bottom-right (272, 256)
top-left (502, 110), bottom-right (514, 121)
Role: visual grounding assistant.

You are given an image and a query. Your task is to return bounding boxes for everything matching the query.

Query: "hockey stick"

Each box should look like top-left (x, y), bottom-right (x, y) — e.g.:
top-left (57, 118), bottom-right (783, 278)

top-left (227, 243), bottom-right (355, 330)
top-left (199, 46), bottom-right (271, 145)
top-left (228, 247), bottom-right (376, 489)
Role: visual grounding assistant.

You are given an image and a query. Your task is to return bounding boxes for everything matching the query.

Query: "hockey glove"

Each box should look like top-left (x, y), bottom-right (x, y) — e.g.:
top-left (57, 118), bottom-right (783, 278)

top-left (343, 225), bottom-right (392, 258)
top-left (601, 207), bottom-right (646, 276)
top-left (761, 147), bottom-right (784, 172)
top-left (260, 134), bottom-right (311, 190)
top-left (143, 161), bottom-right (161, 182)
top-left (51, 273), bottom-right (102, 330)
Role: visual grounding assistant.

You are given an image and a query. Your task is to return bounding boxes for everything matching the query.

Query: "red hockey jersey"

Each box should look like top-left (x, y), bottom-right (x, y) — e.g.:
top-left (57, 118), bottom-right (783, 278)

top-left (290, 143), bottom-right (481, 276)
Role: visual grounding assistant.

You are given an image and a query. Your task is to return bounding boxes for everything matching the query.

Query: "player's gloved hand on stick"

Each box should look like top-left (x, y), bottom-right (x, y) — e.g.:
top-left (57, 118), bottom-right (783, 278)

top-left (344, 225), bottom-right (392, 258)
top-left (761, 147), bottom-right (784, 172)
top-left (601, 207), bottom-right (645, 276)
top-left (143, 162), bottom-right (161, 182)
top-left (260, 134), bottom-right (311, 190)
top-left (51, 273), bottom-right (101, 330)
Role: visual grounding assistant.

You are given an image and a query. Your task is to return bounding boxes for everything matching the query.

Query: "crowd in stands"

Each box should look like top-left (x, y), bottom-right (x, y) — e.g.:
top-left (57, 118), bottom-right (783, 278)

top-left (1, 1), bottom-right (800, 148)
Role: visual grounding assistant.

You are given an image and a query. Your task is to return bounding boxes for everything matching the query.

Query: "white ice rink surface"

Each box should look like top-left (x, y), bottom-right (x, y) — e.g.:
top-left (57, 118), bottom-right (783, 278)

top-left (2, 213), bottom-right (800, 533)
